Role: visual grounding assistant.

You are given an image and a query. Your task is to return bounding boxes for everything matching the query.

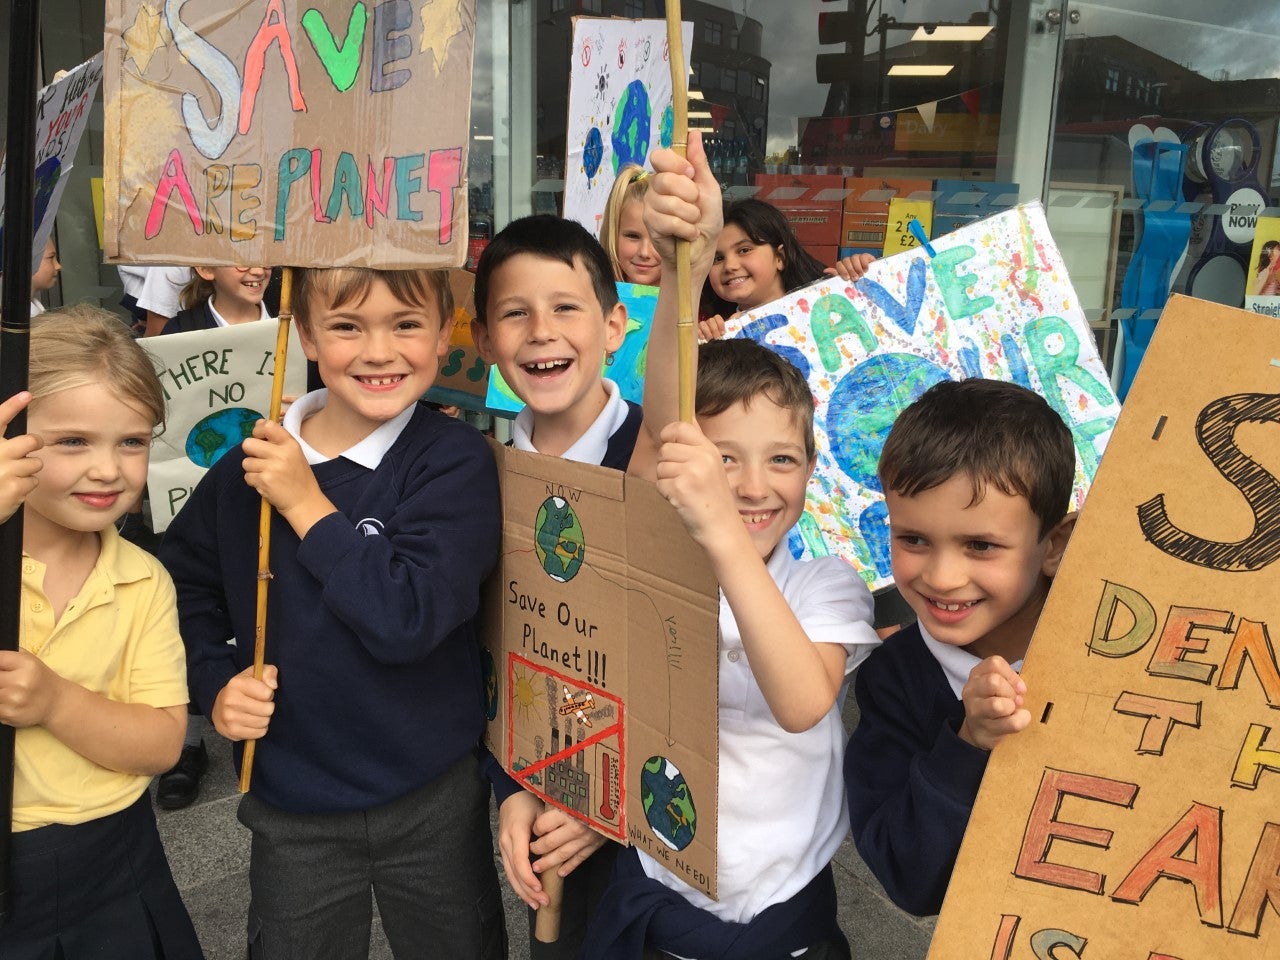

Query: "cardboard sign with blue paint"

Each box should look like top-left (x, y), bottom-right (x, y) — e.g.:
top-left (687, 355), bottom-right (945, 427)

top-left (487, 281), bottom-right (656, 415)
top-left (725, 202), bottom-right (1121, 592)
top-left (0, 54), bottom-right (103, 275)
top-left (562, 17), bottom-right (693, 235)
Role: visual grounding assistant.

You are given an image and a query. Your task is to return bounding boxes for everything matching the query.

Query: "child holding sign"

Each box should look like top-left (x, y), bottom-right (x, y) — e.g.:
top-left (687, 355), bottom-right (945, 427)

top-left (698, 198), bottom-right (875, 340)
top-left (843, 379), bottom-right (1077, 916)
top-left (162, 265), bottom-right (274, 333)
top-left (0, 307), bottom-right (202, 959)
top-left (160, 267), bottom-right (506, 958)
top-left (471, 214), bottom-right (637, 958)
top-left (581, 133), bottom-right (880, 960)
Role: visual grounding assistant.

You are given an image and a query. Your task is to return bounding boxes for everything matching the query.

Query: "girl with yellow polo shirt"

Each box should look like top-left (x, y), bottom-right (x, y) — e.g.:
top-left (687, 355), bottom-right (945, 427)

top-left (0, 306), bottom-right (201, 959)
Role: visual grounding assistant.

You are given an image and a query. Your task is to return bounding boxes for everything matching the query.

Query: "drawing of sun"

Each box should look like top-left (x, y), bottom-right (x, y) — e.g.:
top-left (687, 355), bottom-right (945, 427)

top-left (512, 665), bottom-right (545, 722)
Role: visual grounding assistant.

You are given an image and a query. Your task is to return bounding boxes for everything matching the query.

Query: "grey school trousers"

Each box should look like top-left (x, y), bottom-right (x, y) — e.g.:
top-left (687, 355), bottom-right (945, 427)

top-left (237, 752), bottom-right (506, 959)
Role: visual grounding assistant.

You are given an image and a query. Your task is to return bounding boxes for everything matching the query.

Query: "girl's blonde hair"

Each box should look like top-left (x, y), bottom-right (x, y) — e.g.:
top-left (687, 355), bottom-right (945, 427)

top-left (179, 270), bottom-right (216, 310)
top-left (29, 305), bottom-right (166, 429)
top-left (599, 164), bottom-right (650, 282)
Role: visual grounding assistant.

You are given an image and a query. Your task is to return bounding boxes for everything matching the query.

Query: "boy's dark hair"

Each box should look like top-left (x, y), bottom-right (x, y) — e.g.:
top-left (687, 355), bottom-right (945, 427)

top-left (473, 215), bottom-right (619, 325)
top-left (696, 338), bottom-right (816, 461)
top-left (878, 378), bottom-right (1075, 538)
top-left (293, 267), bottom-right (452, 330)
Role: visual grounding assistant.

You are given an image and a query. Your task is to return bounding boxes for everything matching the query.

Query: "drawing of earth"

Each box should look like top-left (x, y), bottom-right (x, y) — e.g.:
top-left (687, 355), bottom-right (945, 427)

top-left (640, 755), bottom-right (696, 851)
top-left (612, 79), bottom-right (651, 173)
top-left (186, 407), bottom-right (262, 469)
top-left (583, 126), bottom-right (604, 180)
top-left (826, 353), bottom-right (949, 492)
top-left (659, 104), bottom-right (674, 149)
top-left (534, 496), bottom-right (585, 582)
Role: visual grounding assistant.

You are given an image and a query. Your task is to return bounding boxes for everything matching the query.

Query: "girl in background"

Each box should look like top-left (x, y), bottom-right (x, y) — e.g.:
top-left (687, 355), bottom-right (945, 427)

top-left (0, 306), bottom-right (202, 959)
top-left (699, 198), bottom-right (875, 340)
top-left (600, 165), bottom-right (662, 287)
top-left (162, 265), bottom-right (273, 334)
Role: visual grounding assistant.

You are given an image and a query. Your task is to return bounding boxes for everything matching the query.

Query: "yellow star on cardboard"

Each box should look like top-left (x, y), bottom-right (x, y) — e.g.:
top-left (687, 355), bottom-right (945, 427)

top-left (419, 0), bottom-right (467, 75)
top-left (123, 3), bottom-right (171, 76)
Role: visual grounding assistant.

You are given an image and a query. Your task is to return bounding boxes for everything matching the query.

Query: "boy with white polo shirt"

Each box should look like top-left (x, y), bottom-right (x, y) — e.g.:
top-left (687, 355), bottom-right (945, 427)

top-left (581, 133), bottom-right (880, 960)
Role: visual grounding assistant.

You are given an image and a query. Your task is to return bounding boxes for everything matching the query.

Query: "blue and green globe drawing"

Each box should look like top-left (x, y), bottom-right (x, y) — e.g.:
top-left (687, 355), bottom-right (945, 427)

top-left (583, 126), bottom-right (604, 180)
top-left (612, 79), bottom-right (652, 173)
top-left (641, 755), bottom-right (696, 851)
top-left (186, 407), bottom-right (262, 469)
top-left (826, 354), bottom-right (949, 492)
top-left (534, 496), bottom-right (586, 583)
top-left (659, 104), bottom-right (674, 149)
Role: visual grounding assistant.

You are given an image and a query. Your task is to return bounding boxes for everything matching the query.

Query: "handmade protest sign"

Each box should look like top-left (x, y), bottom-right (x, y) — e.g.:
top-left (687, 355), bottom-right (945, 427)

top-left (929, 295), bottom-right (1280, 958)
top-left (103, 1), bottom-right (475, 268)
top-left (483, 446), bottom-right (721, 897)
top-left (143, 321), bottom-right (306, 532)
top-left (725, 202), bottom-right (1120, 592)
top-left (486, 281), bottom-right (656, 415)
top-left (563, 17), bottom-right (693, 234)
top-left (0, 54), bottom-right (103, 274)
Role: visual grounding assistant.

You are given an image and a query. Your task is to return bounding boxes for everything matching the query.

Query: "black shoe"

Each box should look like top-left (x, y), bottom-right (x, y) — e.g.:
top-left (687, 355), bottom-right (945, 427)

top-left (157, 740), bottom-right (208, 810)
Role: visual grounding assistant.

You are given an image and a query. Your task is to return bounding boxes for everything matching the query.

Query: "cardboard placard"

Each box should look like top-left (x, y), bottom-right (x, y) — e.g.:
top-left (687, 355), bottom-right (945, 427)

top-left (0, 54), bottom-right (103, 274)
top-left (562, 17), bottom-right (693, 234)
top-left (143, 320), bottom-right (306, 531)
top-left (931, 295), bottom-right (1280, 958)
top-left (483, 445), bottom-right (720, 897)
top-left (103, 1), bottom-right (475, 268)
top-left (427, 268), bottom-right (490, 406)
top-left (726, 202), bottom-right (1120, 591)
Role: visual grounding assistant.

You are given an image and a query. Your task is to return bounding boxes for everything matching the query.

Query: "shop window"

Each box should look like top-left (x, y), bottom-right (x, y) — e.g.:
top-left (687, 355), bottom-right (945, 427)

top-left (704, 19), bottom-right (721, 45)
top-left (581, 0), bottom-right (602, 11)
top-left (1105, 67), bottom-right (1119, 93)
top-left (721, 67), bottom-right (737, 92)
top-left (623, 0), bottom-right (644, 16)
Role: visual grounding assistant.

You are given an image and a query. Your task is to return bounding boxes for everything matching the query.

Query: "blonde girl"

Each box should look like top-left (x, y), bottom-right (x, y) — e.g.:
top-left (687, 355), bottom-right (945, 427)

top-left (0, 305), bottom-right (201, 959)
top-left (600, 164), bottom-right (662, 286)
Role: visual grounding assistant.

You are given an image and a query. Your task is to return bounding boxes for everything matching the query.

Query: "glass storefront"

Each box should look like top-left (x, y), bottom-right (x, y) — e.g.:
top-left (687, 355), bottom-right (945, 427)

top-left (7, 0), bottom-right (1280, 382)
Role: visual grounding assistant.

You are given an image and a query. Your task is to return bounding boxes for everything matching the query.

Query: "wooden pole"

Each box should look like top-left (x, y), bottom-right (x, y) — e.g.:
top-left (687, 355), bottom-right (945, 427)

top-left (239, 267), bottom-right (293, 793)
top-left (666, 1), bottom-right (694, 423)
top-left (0, 0), bottom-right (44, 923)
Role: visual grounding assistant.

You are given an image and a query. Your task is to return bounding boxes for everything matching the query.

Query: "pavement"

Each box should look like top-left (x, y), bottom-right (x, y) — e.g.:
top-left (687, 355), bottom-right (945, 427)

top-left (157, 699), bottom-right (936, 959)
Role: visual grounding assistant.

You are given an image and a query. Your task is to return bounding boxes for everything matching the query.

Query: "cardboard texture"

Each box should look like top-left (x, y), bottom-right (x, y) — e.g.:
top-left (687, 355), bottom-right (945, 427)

top-left (103, 1), bottom-right (475, 268)
top-left (0, 54), bottom-right (103, 275)
top-left (142, 320), bottom-right (307, 532)
top-left (562, 17), bottom-right (693, 234)
top-left (930, 295), bottom-right (1280, 958)
top-left (428, 268), bottom-right (490, 406)
top-left (725, 202), bottom-right (1119, 592)
top-left (483, 445), bottom-right (721, 898)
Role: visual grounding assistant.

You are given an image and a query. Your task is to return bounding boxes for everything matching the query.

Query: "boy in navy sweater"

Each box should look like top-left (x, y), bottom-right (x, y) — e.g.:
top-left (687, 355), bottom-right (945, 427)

top-left (844, 378), bottom-right (1077, 916)
top-left (160, 268), bottom-right (505, 958)
top-left (471, 215), bottom-right (641, 957)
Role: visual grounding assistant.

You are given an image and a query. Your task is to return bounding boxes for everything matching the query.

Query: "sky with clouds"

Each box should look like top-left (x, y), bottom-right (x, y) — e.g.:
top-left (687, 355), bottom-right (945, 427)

top-left (700, 1), bottom-right (1280, 155)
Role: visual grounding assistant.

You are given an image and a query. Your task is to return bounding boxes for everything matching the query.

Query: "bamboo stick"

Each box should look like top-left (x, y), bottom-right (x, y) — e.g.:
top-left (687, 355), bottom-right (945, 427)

top-left (665, 2), bottom-right (695, 424)
top-left (239, 267), bottom-right (293, 793)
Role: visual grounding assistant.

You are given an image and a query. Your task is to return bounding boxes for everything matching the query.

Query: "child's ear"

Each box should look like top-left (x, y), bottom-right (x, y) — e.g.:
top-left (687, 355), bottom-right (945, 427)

top-left (471, 319), bottom-right (494, 363)
top-left (774, 245), bottom-right (785, 273)
top-left (194, 265), bottom-right (218, 282)
top-left (603, 300), bottom-right (628, 354)
top-left (1041, 512), bottom-right (1078, 577)
top-left (435, 308), bottom-right (456, 358)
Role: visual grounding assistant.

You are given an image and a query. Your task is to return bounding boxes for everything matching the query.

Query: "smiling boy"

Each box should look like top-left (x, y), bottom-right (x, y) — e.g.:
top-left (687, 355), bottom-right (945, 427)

top-left (578, 134), bottom-right (879, 960)
top-left (160, 267), bottom-right (506, 958)
top-left (843, 377), bottom-right (1077, 917)
top-left (471, 215), bottom-right (641, 959)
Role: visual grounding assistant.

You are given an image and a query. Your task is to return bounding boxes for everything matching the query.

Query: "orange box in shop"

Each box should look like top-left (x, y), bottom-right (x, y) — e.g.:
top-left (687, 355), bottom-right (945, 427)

top-left (777, 206), bottom-right (842, 247)
top-left (840, 177), bottom-right (934, 252)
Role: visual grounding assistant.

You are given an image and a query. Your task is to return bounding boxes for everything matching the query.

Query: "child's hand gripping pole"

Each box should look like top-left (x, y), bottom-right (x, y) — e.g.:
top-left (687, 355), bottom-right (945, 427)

top-left (239, 267), bottom-right (293, 794)
top-left (666, 0), bottom-right (694, 424)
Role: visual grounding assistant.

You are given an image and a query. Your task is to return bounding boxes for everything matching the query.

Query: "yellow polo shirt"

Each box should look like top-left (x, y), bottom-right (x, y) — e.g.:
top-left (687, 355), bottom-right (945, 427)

top-left (14, 525), bottom-right (188, 831)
